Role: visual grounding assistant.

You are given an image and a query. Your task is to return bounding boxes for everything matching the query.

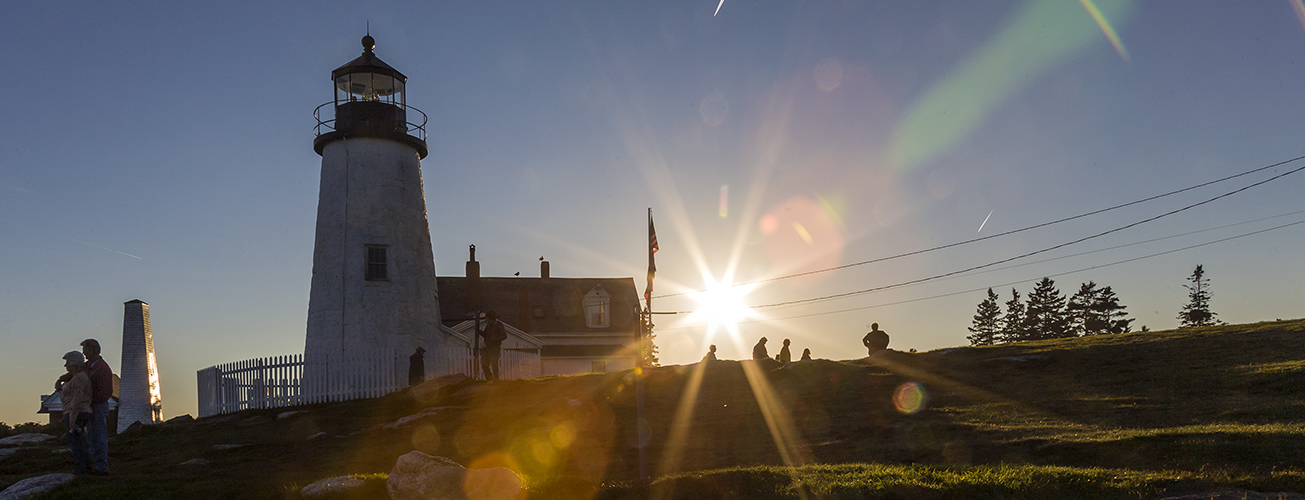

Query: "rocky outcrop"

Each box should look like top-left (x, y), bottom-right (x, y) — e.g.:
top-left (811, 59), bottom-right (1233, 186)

top-left (0, 434), bottom-right (55, 447)
top-left (0, 473), bottom-right (74, 500)
top-left (300, 476), bottom-right (366, 499)
top-left (387, 451), bottom-right (523, 500)
top-left (381, 407), bottom-right (465, 431)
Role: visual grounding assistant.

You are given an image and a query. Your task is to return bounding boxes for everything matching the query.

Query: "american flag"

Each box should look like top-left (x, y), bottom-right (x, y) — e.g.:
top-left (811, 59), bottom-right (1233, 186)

top-left (645, 210), bottom-right (658, 307)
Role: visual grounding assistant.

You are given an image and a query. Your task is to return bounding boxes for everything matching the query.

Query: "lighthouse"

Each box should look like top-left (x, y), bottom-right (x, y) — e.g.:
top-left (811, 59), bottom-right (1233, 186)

top-left (304, 35), bottom-right (445, 383)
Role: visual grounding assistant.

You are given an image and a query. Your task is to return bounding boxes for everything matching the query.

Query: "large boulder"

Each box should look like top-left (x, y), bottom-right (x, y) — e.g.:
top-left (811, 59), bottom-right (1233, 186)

top-left (387, 451), bottom-right (523, 500)
top-left (0, 473), bottom-right (74, 500)
top-left (0, 434), bottom-right (55, 447)
top-left (300, 476), bottom-right (366, 499)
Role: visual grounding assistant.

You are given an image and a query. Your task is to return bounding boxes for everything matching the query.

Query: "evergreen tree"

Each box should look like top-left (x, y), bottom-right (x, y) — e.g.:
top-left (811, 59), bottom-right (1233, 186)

top-left (1178, 264), bottom-right (1219, 328)
top-left (1066, 281), bottom-right (1104, 336)
top-left (642, 314), bottom-right (661, 366)
top-left (1095, 286), bottom-right (1134, 334)
top-left (967, 288), bottom-right (1003, 346)
top-left (998, 288), bottom-right (1027, 343)
top-left (1024, 277), bottom-right (1070, 339)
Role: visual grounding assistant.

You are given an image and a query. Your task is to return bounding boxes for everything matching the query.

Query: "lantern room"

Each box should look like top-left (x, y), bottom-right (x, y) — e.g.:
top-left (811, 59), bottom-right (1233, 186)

top-left (314, 35), bottom-right (427, 158)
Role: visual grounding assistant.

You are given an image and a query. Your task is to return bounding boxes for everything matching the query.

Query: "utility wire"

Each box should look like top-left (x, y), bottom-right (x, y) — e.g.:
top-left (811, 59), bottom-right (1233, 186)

top-left (657, 216), bottom-right (1305, 325)
top-left (652, 153), bottom-right (1305, 300)
top-left (755, 206), bottom-right (1305, 312)
top-left (743, 161), bottom-right (1305, 309)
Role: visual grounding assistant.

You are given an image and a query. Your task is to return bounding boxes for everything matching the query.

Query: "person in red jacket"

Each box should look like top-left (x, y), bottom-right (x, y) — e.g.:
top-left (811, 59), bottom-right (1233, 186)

top-left (80, 339), bottom-right (112, 475)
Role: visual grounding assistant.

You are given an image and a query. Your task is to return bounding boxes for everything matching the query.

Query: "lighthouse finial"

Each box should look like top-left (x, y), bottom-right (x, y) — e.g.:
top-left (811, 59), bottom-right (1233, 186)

top-left (362, 34), bottom-right (375, 53)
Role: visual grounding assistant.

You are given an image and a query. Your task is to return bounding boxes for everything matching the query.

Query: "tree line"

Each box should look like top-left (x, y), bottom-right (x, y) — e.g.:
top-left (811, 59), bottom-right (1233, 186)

top-left (967, 265), bottom-right (1219, 346)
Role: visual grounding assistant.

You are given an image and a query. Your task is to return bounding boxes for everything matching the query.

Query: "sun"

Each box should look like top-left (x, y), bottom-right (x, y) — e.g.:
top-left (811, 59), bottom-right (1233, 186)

top-left (688, 275), bottom-right (756, 337)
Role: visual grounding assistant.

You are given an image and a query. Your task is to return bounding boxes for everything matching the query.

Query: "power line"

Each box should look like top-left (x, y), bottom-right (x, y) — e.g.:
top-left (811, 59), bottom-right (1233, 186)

top-left (656, 216), bottom-right (1305, 327)
top-left (756, 206), bottom-right (1305, 309)
top-left (652, 153), bottom-right (1305, 299)
top-left (743, 161), bottom-right (1305, 309)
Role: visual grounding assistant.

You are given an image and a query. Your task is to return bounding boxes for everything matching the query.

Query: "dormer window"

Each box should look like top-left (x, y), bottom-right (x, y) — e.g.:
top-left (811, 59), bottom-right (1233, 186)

top-left (583, 284), bottom-right (611, 328)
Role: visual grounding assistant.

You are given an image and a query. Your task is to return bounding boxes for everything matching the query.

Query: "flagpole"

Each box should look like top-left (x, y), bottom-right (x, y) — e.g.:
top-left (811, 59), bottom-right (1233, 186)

top-left (635, 207), bottom-right (651, 483)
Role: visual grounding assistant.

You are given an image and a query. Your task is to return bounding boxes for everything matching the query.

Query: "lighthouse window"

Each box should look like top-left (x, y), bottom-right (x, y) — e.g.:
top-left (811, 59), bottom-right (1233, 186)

top-left (365, 245), bottom-right (388, 281)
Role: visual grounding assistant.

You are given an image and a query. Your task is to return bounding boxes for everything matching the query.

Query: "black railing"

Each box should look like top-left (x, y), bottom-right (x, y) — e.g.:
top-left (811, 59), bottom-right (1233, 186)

top-left (313, 101), bottom-right (428, 142)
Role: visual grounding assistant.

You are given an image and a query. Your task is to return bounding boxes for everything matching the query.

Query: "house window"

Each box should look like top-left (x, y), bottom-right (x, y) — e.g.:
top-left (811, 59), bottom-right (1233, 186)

top-left (582, 284), bottom-right (611, 328)
top-left (591, 361), bottom-right (606, 373)
top-left (365, 245), bottom-right (388, 281)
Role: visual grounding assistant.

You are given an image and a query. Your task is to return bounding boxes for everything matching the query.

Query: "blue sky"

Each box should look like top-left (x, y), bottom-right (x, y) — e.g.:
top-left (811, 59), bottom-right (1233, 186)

top-left (2, 1), bottom-right (1303, 423)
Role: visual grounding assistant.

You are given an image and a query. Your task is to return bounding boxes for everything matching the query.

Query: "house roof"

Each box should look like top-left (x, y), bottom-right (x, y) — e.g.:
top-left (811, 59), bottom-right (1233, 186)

top-left (437, 276), bottom-right (642, 335)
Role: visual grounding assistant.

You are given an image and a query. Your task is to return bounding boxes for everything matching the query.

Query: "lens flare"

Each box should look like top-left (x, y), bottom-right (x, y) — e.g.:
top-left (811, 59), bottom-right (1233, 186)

top-left (1079, 0), bottom-right (1130, 61)
top-left (893, 382), bottom-right (928, 414)
top-left (550, 423), bottom-right (576, 449)
top-left (888, 0), bottom-right (1135, 171)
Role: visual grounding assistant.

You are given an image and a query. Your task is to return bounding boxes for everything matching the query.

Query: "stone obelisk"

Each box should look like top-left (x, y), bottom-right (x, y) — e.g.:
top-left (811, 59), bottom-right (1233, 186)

top-left (118, 299), bottom-right (162, 431)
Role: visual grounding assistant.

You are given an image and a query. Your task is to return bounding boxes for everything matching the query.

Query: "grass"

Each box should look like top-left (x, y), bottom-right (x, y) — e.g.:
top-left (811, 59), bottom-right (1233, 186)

top-left (3, 319), bottom-right (1304, 498)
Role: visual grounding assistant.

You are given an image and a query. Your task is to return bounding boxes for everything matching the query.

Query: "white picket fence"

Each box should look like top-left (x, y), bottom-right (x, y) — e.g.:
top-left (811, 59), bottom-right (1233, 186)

top-left (197, 345), bottom-right (537, 417)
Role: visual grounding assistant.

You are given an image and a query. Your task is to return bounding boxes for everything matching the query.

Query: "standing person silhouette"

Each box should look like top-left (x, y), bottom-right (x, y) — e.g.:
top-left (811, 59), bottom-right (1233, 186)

top-left (80, 339), bottom-right (112, 475)
top-left (58, 351), bottom-right (93, 475)
top-left (408, 347), bottom-right (426, 386)
top-left (477, 311), bottom-right (507, 381)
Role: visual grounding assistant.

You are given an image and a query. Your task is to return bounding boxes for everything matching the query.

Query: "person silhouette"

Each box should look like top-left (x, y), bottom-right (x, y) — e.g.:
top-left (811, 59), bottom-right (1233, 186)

top-left (863, 323), bottom-right (890, 357)
top-left (800, 348), bottom-right (812, 361)
top-left (778, 339), bottom-right (792, 364)
top-left (703, 344), bottom-right (718, 362)
top-left (752, 337), bottom-right (769, 361)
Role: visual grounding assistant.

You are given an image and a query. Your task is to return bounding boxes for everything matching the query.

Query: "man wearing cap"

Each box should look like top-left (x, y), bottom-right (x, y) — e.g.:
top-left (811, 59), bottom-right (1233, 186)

top-left (59, 351), bottom-right (93, 475)
top-left (409, 346), bottom-right (426, 386)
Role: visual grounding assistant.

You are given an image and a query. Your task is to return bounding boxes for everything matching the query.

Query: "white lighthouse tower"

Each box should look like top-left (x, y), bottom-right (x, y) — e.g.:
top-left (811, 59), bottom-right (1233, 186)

top-left (304, 35), bottom-right (445, 386)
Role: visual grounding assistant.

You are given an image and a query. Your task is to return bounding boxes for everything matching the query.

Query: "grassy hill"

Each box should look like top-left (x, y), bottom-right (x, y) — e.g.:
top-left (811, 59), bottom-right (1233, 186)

top-left (3, 319), bottom-right (1304, 499)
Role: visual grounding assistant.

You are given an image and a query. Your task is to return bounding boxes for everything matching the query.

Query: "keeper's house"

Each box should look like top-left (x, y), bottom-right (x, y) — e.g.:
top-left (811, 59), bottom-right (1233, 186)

top-left (438, 260), bottom-right (643, 376)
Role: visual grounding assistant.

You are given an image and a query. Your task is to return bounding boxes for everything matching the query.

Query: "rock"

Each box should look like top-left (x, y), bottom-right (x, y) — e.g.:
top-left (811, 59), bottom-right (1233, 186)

top-left (387, 451), bottom-right (523, 500)
top-left (51, 449), bottom-right (70, 454)
top-left (0, 434), bottom-right (55, 447)
top-left (213, 444), bottom-right (251, 450)
top-left (179, 458), bottom-right (211, 466)
top-left (277, 411), bottom-right (303, 420)
top-left (121, 421), bottom-right (145, 435)
top-left (382, 407), bottom-right (465, 431)
top-left (981, 354), bottom-right (1052, 366)
top-left (450, 384), bottom-right (497, 399)
top-left (166, 414), bottom-right (195, 424)
top-left (300, 476), bottom-right (367, 499)
top-left (237, 416), bottom-right (270, 427)
top-left (410, 374), bottom-right (473, 403)
top-left (0, 473), bottom-right (75, 500)
top-left (203, 414), bottom-right (241, 424)
top-left (0, 449), bottom-right (17, 460)
top-left (307, 432), bottom-right (328, 441)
